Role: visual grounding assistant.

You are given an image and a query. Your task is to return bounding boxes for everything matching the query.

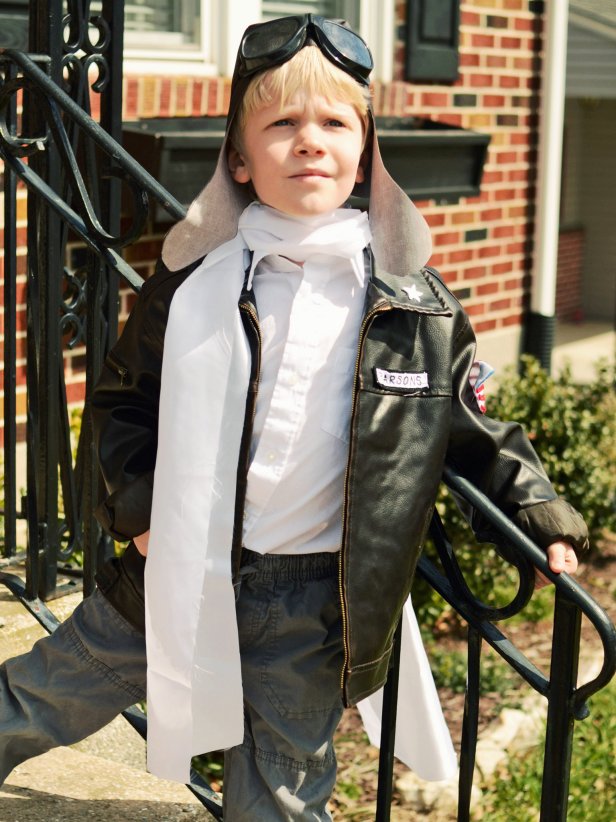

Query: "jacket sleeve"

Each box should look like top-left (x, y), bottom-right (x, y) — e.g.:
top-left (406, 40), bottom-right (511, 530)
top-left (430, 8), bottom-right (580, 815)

top-left (91, 260), bottom-right (186, 541)
top-left (444, 309), bottom-right (589, 555)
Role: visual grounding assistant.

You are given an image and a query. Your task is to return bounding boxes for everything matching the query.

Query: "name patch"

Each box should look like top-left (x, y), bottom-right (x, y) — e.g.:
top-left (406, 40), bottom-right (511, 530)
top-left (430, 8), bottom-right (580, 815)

top-left (374, 368), bottom-right (429, 390)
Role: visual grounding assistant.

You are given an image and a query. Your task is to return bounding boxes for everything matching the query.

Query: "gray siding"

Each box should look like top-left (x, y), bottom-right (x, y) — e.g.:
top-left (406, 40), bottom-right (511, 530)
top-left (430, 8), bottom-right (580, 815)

top-left (566, 24), bottom-right (616, 99)
top-left (576, 100), bottom-right (616, 321)
top-left (561, 100), bottom-right (583, 227)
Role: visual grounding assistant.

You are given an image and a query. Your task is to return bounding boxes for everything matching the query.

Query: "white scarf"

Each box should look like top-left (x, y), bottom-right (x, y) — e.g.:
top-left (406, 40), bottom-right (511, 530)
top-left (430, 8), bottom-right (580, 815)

top-left (238, 201), bottom-right (372, 286)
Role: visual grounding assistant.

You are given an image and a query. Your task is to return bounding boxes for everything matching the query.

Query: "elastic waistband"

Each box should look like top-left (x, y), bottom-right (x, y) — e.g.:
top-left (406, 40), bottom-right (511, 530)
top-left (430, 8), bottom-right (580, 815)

top-left (240, 548), bottom-right (339, 582)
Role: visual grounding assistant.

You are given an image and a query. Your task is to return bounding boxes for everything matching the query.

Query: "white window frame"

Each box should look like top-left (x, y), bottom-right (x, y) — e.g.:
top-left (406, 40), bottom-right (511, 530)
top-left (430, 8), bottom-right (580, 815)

top-left (358, 0), bottom-right (394, 83)
top-left (123, 0), bottom-right (395, 82)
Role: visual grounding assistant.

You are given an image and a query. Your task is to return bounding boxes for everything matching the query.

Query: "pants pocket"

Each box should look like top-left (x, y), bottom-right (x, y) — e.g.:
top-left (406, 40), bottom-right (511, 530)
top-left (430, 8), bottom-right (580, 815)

top-left (260, 576), bottom-right (344, 719)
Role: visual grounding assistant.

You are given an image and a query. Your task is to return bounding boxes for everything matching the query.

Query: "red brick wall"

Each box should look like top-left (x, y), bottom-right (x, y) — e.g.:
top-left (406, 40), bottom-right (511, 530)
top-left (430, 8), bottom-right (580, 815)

top-left (0, 185), bottom-right (29, 430)
top-left (555, 227), bottom-right (584, 321)
top-left (389, 0), bottom-right (540, 335)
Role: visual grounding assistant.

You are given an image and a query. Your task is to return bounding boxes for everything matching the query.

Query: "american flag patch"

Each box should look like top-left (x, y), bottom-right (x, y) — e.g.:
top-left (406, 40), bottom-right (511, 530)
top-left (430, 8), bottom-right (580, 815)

top-left (469, 361), bottom-right (495, 413)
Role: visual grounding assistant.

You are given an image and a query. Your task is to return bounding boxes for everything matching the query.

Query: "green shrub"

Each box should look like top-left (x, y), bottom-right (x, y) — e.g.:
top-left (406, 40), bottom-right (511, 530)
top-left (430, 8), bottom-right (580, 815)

top-left (489, 356), bottom-right (616, 543)
top-left (480, 678), bottom-right (616, 821)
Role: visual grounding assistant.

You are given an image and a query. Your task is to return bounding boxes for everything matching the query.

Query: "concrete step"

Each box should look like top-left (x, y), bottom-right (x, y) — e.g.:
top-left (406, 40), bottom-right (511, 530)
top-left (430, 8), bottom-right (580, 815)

top-left (0, 569), bottom-right (218, 821)
top-left (0, 744), bottom-right (215, 821)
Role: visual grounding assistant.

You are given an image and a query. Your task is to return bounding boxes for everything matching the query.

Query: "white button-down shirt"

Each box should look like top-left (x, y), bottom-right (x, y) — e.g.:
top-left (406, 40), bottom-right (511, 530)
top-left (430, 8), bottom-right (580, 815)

top-left (242, 250), bottom-right (368, 555)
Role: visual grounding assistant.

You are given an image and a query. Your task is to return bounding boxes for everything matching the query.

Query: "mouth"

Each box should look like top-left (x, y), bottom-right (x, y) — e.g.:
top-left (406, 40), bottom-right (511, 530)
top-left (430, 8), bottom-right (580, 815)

top-left (290, 170), bottom-right (330, 179)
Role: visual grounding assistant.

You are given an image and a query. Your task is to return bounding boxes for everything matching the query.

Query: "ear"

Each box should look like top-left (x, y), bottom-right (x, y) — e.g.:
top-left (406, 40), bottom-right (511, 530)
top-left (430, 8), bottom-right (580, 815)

top-left (228, 145), bottom-right (251, 184)
top-left (355, 151), bottom-right (367, 184)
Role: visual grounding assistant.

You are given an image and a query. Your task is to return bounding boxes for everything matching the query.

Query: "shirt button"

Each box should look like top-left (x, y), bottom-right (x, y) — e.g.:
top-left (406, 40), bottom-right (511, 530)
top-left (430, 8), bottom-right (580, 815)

top-left (267, 452), bottom-right (276, 462)
top-left (288, 373), bottom-right (298, 386)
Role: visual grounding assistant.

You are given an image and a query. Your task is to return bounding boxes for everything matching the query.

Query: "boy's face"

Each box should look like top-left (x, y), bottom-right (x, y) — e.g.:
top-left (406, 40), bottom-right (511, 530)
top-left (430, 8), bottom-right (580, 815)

top-left (228, 92), bottom-right (366, 218)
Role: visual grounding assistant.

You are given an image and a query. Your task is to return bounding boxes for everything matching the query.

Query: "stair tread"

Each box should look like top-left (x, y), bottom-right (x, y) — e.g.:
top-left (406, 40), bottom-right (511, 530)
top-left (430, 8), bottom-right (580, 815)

top-left (0, 744), bottom-right (216, 821)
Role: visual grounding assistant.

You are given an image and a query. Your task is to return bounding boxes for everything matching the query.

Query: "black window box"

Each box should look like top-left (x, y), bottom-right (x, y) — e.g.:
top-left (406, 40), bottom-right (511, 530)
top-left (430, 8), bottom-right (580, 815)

top-left (123, 115), bottom-right (490, 223)
top-left (371, 116), bottom-right (491, 204)
top-left (0, 0), bottom-right (29, 50)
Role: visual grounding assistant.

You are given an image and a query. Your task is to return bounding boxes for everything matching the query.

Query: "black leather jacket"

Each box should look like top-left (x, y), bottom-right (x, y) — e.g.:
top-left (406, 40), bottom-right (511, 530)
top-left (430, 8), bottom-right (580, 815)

top-left (91, 255), bottom-right (588, 706)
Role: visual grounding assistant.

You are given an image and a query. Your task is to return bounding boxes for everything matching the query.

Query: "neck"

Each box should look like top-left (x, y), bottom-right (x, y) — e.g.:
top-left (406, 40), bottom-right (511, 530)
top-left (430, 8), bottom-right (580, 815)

top-left (255, 202), bottom-right (355, 227)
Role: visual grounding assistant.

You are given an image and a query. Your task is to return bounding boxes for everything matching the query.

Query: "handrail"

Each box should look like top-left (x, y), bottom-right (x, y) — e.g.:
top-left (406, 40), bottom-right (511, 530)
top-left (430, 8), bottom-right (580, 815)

top-left (0, 49), bottom-right (186, 221)
top-left (0, 48), bottom-right (188, 294)
top-left (0, 148), bottom-right (145, 291)
top-left (442, 465), bottom-right (616, 711)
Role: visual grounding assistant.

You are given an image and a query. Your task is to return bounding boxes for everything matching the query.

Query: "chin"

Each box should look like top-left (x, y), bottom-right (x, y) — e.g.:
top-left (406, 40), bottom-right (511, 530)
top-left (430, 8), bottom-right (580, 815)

top-left (293, 200), bottom-right (344, 217)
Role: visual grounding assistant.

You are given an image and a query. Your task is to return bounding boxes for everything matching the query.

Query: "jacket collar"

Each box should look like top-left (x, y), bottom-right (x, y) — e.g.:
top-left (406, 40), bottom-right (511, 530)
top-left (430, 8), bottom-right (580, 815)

top-left (237, 249), bottom-right (453, 318)
top-left (367, 257), bottom-right (453, 316)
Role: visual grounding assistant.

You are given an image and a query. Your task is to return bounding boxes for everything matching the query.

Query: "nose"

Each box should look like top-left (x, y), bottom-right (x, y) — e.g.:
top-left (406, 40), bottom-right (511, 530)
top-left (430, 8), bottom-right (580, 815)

top-left (293, 124), bottom-right (325, 156)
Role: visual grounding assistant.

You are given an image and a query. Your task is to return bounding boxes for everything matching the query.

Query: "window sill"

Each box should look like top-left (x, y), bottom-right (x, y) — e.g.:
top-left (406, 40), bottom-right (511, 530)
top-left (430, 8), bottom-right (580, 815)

top-left (124, 55), bottom-right (219, 77)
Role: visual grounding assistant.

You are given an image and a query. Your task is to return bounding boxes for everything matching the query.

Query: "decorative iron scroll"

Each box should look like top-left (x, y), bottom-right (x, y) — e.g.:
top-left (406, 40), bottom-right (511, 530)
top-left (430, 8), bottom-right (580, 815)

top-left (0, 73), bottom-right (149, 249)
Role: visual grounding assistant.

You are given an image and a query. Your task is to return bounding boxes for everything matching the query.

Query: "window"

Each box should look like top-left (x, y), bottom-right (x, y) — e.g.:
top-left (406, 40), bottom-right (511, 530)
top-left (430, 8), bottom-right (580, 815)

top-left (118, 0), bottom-right (393, 81)
top-left (123, 0), bottom-right (201, 50)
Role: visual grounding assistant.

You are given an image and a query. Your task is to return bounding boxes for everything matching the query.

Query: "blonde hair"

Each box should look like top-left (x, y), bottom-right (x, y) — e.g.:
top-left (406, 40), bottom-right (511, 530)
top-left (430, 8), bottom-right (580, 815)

top-left (230, 45), bottom-right (372, 150)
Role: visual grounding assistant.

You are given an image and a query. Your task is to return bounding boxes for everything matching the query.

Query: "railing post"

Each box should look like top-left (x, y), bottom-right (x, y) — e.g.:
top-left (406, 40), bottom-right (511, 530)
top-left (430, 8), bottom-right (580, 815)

top-left (2, 59), bottom-right (18, 558)
top-left (458, 626), bottom-right (482, 822)
top-left (80, 0), bottom-right (126, 595)
top-left (540, 590), bottom-right (583, 821)
top-left (25, 0), bottom-right (64, 599)
top-left (375, 621), bottom-right (402, 822)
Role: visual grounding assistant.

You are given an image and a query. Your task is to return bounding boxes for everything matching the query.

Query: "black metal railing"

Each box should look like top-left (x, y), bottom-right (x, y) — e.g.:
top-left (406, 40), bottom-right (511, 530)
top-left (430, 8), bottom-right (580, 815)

top-left (376, 466), bottom-right (616, 822)
top-left (0, 0), bottom-right (183, 601)
top-left (1, 3), bottom-right (615, 820)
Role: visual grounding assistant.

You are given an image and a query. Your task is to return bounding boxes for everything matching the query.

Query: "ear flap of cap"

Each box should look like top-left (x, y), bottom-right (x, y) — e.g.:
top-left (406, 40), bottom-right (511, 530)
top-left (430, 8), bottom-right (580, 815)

top-left (161, 140), bottom-right (252, 271)
top-left (367, 128), bottom-right (432, 275)
top-left (359, 110), bottom-right (432, 274)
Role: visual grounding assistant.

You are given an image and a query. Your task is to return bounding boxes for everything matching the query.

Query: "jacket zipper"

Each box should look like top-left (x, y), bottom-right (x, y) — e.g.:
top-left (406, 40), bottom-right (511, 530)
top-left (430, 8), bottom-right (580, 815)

top-left (235, 301), bottom-right (261, 576)
top-left (338, 301), bottom-right (392, 691)
top-left (106, 351), bottom-right (129, 387)
top-left (239, 302), bottom-right (261, 430)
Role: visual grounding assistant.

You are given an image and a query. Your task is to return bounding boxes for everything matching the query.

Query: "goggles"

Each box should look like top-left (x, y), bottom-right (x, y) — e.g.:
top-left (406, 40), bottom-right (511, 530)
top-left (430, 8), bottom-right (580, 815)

top-left (236, 15), bottom-right (373, 87)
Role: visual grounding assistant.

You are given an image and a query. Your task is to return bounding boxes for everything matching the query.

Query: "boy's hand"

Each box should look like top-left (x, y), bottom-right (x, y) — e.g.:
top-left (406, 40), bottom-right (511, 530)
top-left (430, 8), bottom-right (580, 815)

top-left (133, 530), bottom-right (150, 557)
top-left (534, 540), bottom-right (578, 589)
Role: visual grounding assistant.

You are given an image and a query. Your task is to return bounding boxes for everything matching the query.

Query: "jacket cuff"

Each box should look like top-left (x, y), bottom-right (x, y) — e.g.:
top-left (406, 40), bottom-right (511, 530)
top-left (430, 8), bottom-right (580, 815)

top-left (513, 497), bottom-right (589, 556)
top-left (95, 471), bottom-right (154, 542)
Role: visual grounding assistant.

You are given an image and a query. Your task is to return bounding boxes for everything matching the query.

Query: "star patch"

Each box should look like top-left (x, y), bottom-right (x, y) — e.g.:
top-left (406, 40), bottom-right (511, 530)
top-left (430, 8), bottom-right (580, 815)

top-left (402, 284), bottom-right (422, 303)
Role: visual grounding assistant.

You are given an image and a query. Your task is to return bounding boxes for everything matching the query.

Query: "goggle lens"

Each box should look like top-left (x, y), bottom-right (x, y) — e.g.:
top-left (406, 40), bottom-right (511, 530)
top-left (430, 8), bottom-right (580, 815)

top-left (319, 19), bottom-right (373, 73)
top-left (242, 17), bottom-right (302, 59)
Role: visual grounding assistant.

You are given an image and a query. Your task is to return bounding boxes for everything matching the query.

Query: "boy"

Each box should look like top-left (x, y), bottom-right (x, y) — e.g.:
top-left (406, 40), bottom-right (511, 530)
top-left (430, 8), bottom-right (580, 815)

top-left (1, 15), bottom-right (586, 820)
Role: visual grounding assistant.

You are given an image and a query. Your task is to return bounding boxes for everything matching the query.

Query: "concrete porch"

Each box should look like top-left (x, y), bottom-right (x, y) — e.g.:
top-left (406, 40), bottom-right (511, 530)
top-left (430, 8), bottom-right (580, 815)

top-left (552, 319), bottom-right (615, 382)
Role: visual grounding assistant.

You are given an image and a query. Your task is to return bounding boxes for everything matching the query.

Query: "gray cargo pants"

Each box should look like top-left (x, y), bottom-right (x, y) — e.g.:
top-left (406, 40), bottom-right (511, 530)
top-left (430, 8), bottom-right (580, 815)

top-left (0, 546), bottom-right (345, 821)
